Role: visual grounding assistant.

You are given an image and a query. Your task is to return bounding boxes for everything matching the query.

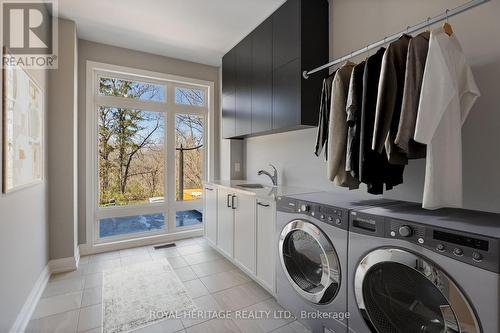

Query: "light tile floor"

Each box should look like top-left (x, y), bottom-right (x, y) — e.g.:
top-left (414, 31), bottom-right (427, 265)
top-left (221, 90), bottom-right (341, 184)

top-left (26, 237), bottom-right (310, 333)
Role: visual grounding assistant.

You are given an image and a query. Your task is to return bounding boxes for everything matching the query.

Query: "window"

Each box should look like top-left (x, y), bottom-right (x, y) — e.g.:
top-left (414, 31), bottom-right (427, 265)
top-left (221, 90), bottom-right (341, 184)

top-left (88, 64), bottom-right (212, 246)
top-left (99, 77), bottom-right (165, 102)
top-left (175, 114), bottom-right (204, 202)
top-left (98, 108), bottom-right (165, 207)
top-left (175, 87), bottom-right (205, 106)
top-left (99, 213), bottom-right (165, 238)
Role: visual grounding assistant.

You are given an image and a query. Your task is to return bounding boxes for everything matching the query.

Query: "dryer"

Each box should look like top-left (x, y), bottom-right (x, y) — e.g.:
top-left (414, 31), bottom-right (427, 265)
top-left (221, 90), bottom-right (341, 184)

top-left (348, 203), bottom-right (500, 333)
top-left (276, 192), bottom-right (401, 333)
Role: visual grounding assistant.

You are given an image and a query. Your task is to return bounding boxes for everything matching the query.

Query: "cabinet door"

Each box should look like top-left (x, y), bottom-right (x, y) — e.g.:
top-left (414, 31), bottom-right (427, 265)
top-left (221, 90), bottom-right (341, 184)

top-left (273, 0), bottom-right (300, 70)
top-left (252, 17), bottom-right (273, 133)
top-left (256, 200), bottom-right (276, 293)
top-left (273, 58), bottom-right (301, 129)
top-left (217, 188), bottom-right (234, 258)
top-left (234, 35), bottom-right (252, 136)
top-left (203, 185), bottom-right (217, 245)
top-left (222, 49), bottom-right (236, 138)
top-left (233, 193), bottom-right (256, 274)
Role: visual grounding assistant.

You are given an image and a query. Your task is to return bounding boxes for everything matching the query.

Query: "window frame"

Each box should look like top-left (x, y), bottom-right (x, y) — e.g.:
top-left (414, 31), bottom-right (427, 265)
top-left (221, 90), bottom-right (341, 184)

top-left (85, 61), bottom-right (214, 250)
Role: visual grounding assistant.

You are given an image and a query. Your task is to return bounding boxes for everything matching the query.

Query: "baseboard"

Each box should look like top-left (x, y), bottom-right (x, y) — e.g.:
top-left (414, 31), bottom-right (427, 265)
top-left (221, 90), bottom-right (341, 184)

top-left (48, 248), bottom-right (80, 274)
top-left (9, 265), bottom-right (50, 333)
top-left (10, 247), bottom-right (81, 332)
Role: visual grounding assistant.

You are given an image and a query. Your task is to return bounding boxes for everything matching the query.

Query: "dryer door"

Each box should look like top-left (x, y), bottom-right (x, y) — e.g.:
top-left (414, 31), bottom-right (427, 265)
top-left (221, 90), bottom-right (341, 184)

top-left (279, 219), bottom-right (341, 305)
top-left (355, 248), bottom-right (480, 333)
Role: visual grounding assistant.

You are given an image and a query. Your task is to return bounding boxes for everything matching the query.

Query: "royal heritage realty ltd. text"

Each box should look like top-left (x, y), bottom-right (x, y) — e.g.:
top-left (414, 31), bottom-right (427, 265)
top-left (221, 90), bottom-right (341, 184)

top-left (150, 310), bottom-right (350, 321)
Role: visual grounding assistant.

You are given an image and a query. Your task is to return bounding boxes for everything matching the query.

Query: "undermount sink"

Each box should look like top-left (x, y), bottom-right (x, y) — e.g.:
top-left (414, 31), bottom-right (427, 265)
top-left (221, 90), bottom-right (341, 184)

top-left (237, 183), bottom-right (266, 189)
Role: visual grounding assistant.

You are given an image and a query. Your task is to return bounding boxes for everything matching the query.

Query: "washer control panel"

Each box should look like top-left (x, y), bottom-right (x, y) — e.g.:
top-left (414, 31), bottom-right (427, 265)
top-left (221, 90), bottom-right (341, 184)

top-left (350, 211), bottom-right (499, 273)
top-left (277, 196), bottom-right (348, 230)
top-left (387, 218), bottom-right (499, 273)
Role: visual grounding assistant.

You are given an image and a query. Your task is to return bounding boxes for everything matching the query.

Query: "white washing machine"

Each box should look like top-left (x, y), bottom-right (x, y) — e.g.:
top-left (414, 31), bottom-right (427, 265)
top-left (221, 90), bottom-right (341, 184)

top-left (348, 203), bottom-right (500, 333)
top-left (276, 192), bottom-right (400, 333)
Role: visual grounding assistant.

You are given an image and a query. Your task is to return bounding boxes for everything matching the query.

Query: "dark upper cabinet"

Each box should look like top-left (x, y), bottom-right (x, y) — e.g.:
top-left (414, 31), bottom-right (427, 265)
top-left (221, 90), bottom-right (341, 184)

top-left (251, 17), bottom-right (273, 133)
top-left (222, 0), bottom-right (328, 139)
top-left (273, 0), bottom-right (300, 70)
top-left (273, 58), bottom-right (300, 129)
top-left (222, 49), bottom-right (236, 139)
top-left (234, 35), bottom-right (252, 137)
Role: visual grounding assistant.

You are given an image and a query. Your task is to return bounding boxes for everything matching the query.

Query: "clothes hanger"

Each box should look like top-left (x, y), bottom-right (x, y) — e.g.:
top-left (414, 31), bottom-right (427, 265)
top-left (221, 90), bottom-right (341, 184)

top-left (426, 17), bottom-right (432, 33)
top-left (443, 9), bottom-right (454, 36)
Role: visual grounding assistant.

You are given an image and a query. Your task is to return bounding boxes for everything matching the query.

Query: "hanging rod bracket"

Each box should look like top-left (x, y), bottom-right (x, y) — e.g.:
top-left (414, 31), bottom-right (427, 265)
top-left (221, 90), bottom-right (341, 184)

top-left (302, 71), bottom-right (309, 80)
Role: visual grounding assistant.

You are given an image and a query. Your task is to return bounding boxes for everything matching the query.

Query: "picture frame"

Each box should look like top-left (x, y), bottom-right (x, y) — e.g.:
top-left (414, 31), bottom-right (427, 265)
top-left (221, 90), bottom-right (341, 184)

top-left (2, 47), bottom-right (44, 193)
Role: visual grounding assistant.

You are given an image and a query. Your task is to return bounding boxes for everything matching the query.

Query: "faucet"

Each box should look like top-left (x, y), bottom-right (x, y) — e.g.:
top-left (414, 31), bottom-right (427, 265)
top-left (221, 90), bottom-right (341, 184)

top-left (258, 164), bottom-right (278, 186)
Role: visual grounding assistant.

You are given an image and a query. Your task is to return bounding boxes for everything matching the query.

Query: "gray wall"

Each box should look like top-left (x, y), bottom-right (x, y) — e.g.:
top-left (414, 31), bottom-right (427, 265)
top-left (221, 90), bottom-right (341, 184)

top-left (77, 40), bottom-right (221, 244)
top-left (244, 0), bottom-right (500, 213)
top-left (0, 54), bottom-right (49, 331)
top-left (48, 19), bottom-right (79, 260)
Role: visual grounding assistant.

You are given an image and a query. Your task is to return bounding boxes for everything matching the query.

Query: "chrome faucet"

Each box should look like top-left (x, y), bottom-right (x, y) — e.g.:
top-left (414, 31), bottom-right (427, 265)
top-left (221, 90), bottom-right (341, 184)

top-left (258, 164), bottom-right (278, 186)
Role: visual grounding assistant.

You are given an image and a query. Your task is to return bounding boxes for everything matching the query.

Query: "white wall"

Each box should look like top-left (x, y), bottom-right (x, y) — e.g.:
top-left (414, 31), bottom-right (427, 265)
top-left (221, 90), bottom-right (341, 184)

top-left (244, 0), bottom-right (500, 213)
top-left (48, 18), bottom-right (79, 260)
top-left (0, 56), bottom-right (49, 332)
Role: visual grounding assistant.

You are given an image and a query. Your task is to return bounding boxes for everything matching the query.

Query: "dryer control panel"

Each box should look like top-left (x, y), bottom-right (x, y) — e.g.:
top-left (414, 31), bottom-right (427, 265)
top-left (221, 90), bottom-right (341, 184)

top-left (350, 210), bottom-right (500, 273)
top-left (277, 196), bottom-right (348, 230)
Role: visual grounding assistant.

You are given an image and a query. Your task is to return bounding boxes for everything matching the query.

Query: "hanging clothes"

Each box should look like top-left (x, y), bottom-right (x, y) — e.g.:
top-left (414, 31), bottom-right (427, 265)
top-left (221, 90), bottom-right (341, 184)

top-left (372, 34), bottom-right (412, 165)
top-left (314, 73), bottom-right (336, 159)
top-left (327, 61), bottom-right (360, 189)
top-left (395, 31), bottom-right (430, 159)
top-left (414, 27), bottom-right (480, 209)
top-left (359, 48), bottom-right (403, 194)
top-left (346, 61), bottom-right (366, 180)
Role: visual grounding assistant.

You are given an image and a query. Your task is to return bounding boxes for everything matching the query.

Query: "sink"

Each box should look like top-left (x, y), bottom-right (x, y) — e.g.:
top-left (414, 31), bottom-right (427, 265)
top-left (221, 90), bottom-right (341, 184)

top-left (237, 183), bottom-right (266, 189)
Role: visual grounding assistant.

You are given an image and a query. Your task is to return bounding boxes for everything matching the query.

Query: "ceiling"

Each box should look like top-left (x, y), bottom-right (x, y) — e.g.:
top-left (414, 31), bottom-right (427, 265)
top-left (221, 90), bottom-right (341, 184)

top-left (58, 0), bottom-right (287, 67)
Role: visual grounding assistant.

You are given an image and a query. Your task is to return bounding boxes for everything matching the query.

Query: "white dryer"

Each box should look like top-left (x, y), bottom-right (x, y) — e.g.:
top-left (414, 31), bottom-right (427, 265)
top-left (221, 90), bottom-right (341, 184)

top-left (348, 203), bottom-right (500, 333)
top-left (276, 192), bottom-right (400, 333)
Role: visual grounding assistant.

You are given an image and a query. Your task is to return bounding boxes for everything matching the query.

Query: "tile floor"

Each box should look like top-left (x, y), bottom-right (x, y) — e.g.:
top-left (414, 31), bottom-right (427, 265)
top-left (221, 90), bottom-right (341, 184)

top-left (26, 237), bottom-right (310, 333)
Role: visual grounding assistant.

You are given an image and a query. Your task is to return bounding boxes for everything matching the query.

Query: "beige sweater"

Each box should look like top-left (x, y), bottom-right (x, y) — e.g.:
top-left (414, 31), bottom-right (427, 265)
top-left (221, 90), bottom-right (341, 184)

top-left (327, 62), bottom-right (360, 189)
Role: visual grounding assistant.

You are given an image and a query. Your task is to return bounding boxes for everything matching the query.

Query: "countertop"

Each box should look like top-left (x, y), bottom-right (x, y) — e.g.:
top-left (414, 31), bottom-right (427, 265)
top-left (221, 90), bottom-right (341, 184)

top-left (204, 180), bottom-right (316, 201)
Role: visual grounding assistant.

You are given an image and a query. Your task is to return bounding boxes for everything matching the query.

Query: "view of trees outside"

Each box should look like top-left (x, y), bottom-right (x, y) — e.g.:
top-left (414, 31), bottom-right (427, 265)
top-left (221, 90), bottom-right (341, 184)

top-left (175, 114), bottom-right (204, 201)
top-left (98, 77), bottom-right (205, 207)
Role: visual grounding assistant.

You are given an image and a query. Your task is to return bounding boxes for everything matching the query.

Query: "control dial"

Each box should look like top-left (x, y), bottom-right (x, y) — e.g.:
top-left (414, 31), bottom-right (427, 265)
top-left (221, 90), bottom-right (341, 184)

top-left (472, 252), bottom-right (483, 262)
top-left (398, 225), bottom-right (413, 237)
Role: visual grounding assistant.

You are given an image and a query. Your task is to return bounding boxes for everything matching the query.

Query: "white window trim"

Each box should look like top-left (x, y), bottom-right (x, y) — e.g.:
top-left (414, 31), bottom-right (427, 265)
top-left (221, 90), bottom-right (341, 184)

top-left (84, 60), bottom-right (215, 254)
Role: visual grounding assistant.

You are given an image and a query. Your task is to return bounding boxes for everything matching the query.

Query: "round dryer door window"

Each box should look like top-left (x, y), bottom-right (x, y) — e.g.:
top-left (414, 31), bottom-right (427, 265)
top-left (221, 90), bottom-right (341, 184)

top-left (355, 248), bottom-right (480, 333)
top-left (279, 219), bottom-right (341, 305)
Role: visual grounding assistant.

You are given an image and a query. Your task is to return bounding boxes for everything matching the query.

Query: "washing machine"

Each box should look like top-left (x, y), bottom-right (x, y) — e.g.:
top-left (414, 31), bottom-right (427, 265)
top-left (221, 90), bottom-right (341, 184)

top-left (276, 192), bottom-right (401, 333)
top-left (348, 203), bottom-right (500, 333)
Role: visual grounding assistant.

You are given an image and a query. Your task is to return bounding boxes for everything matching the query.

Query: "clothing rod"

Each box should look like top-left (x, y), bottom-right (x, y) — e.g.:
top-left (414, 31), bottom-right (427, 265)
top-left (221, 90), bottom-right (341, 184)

top-left (303, 0), bottom-right (489, 79)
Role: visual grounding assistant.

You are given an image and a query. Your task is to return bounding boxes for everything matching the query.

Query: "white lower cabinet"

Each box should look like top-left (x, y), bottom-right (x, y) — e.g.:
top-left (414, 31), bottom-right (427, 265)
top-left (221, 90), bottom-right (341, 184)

top-left (234, 193), bottom-right (256, 274)
top-left (204, 184), bottom-right (276, 294)
top-left (203, 185), bottom-right (218, 246)
top-left (217, 187), bottom-right (235, 258)
top-left (256, 199), bottom-right (276, 293)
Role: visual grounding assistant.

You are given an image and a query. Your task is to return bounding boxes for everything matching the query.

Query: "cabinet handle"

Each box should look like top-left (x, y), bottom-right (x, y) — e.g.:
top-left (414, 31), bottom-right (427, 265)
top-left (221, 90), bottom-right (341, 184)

top-left (205, 187), bottom-right (214, 191)
top-left (257, 202), bottom-right (270, 207)
top-left (227, 194), bottom-right (232, 207)
top-left (231, 195), bottom-right (237, 210)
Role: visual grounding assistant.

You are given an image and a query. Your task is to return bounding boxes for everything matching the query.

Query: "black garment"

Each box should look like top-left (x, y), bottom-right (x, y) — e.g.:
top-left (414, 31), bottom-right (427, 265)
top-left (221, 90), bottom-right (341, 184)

top-left (346, 61), bottom-right (365, 180)
top-left (359, 48), bottom-right (404, 194)
top-left (372, 35), bottom-right (412, 165)
top-left (314, 73), bottom-right (336, 159)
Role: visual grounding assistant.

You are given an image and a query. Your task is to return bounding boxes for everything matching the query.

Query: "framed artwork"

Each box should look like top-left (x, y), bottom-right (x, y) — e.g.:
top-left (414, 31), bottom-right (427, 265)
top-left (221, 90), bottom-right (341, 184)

top-left (2, 48), bottom-right (44, 193)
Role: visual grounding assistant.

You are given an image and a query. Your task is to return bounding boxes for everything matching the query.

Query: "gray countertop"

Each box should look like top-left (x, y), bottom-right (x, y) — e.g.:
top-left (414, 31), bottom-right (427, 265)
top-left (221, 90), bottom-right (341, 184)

top-left (204, 180), bottom-right (317, 201)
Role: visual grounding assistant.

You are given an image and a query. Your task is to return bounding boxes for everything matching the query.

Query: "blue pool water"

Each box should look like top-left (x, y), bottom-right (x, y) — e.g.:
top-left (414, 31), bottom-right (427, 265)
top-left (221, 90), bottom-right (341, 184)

top-left (99, 210), bottom-right (202, 238)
